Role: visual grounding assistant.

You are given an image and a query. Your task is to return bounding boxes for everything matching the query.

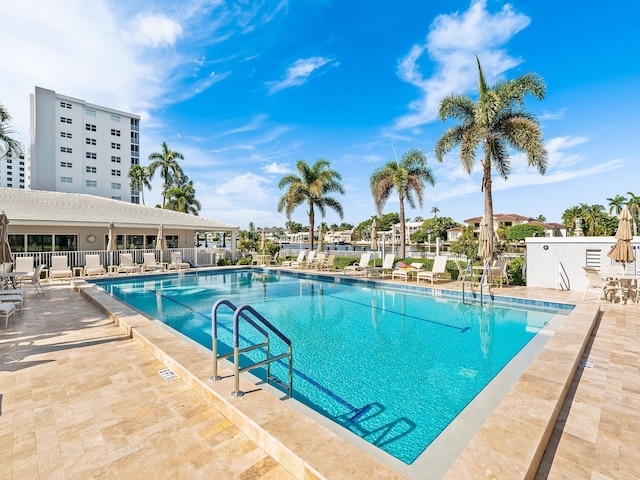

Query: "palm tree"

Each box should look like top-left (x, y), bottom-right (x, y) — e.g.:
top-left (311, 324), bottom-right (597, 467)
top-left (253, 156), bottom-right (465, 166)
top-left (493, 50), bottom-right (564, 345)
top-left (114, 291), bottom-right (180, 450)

top-left (0, 103), bottom-right (23, 160)
top-left (627, 191), bottom-right (640, 236)
top-left (278, 159), bottom-right (345, 250)
top-left (370, 148), bottom-right (435, 258)
top-left (581, 204), bottom-right (606, 236)
top-left (607, 194), bottom-right (627, 216)
top-left (148, 142), bottom-right (185, 208)
top-left (435, 57), bottom-right (547, 255)
top-left (165, 180), bottom-right (201, 215)
top-left (128, 165), bottom-right (152, 205)
top-left (561, 205), bottom-right (582, 235)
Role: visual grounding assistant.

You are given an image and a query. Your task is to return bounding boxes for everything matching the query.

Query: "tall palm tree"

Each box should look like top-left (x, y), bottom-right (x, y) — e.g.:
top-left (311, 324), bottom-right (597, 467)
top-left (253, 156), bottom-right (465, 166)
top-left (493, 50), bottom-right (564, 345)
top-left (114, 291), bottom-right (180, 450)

top-left (561, 205), bottom-right (582, 235)
top-left (0, 103), bottom-right (23, 160)
top-left (370, 148), bottom-right (435, 258)
top-left (581, 203), bottom-right (606, 236)
top-left (435, 57), bottom-right (547, 255)
top-left (128, 164), bottom-right (152, 205)
top-left (627, 191), bottom-right (640, 236)
top-left (607, 194), bottom-right (627, 216)
top-left (165, 180), bottom-right (201, 215)
top-left (278, 159), bottom-right (345, 250)
top-left (148, 142), bottom-right (185, 208)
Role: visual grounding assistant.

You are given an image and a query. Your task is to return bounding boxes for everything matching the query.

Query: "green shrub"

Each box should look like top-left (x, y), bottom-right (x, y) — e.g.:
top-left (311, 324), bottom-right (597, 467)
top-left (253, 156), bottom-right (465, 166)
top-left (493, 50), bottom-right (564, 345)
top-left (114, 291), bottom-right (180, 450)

top-left (217, 258), bottom-right (232, 266)
top-left (236, 255), bottom-right (253, 266)
top-left (507, 256), bottom-right (525, 285)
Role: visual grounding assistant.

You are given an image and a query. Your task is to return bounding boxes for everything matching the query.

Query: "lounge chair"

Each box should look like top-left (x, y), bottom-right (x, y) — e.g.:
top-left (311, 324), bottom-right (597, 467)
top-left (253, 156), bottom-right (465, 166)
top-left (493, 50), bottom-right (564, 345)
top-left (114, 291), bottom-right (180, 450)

top-left (282, 250), bottom-right (307, 268)
top-left (143, 252), bottom-right (165, 272)
top-left (0, 302), bottom-right (16, 328)
top-left (84, 255), bottom-right (106, 277)
top-left (18, 264), bottom-right (45, 295)
top-left (118, 253), bottom-right (142, 274)
top-left (488, 258), bottom-right (509, 287)
top-left (168, 252), bottom-right (190, 270)
top-left (14, 256), bottom-right (35, 284)
top-left (317, 254), bottom-right (336, 272)
top-left (582, 267), bottom-right (622, 303)
top-left (391, 261), bottom-right (423, 282)
top-left (417, 256), bottom-right (452, 284)
top-left (344, 252), bottom-right (372, 276)
top-left (311, 252), bottom-right (325, 270)
top-left (301, 251), bottom-right (316, 269)
top-left (368, 253), bottom-right (395, 278)
top-left (0, 292), bottom-right (23, 314)
top-left (49, 255), bottom-right (73, 281)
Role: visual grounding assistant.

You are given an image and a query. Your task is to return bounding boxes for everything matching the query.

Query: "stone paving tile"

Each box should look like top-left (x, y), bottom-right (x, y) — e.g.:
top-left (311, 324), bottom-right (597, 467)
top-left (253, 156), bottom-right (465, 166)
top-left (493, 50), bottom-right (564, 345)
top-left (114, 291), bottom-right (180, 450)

top-left (0, 284), bottom-right (294, 480)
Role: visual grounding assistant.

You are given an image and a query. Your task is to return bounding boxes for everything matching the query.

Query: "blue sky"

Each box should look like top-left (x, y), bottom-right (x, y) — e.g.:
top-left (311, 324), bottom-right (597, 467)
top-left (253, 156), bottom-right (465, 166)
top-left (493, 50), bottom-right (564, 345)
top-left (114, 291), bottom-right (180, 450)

top-left (2, 0), bottom-right (639, 230)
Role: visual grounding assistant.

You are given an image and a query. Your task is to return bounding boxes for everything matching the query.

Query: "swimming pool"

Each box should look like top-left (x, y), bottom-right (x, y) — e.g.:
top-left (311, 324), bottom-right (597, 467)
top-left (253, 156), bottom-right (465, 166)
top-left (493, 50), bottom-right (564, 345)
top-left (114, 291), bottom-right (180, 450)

top-left (93, 269), bottom-right (569, 465)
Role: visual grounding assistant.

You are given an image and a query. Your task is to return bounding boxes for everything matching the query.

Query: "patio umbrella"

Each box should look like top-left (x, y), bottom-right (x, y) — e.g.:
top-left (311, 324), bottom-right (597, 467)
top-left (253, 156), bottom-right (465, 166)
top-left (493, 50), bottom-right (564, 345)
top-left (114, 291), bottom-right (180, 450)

top-left (156, 224), bottom-right (167, 262)
top-left (107, 222), bottom-right (117, 267)
top-left (370, 219), bottom-right (378, 251)
top-left (0, 212), bottom-right (11, 265)
top-left (607, 205), bottom-right (634, 266)
top-left (477, 216), bottom-right (492, 262)
top-left (317, 224), bottom-right (324, 253)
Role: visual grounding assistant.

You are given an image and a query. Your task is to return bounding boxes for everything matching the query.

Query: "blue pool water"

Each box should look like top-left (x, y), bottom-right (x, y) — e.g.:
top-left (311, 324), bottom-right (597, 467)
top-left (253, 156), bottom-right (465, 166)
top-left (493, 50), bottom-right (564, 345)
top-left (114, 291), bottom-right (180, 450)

top-left (93, 269), bottom-right (565, 464)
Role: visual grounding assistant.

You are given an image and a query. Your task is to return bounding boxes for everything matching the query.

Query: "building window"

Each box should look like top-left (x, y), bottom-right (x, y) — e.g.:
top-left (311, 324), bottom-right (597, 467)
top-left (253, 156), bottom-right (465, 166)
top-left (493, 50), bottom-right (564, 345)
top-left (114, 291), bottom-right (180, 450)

top-left (85, 123), bottom-right (96, 131)
top-left (86, 108), bottom-right (97, 117)
top-left (60, 176), bottom-right (72, 183)
top-left (165, 235), bottom-right (179, 249)
top-left (86, 166), bottom-right (97, 173)
top-left (110, 129), bottom-right (121, 136)
top-left (111, 169), bottom-right (121, 176)
top-left (85, 137), bottom-right (96, 145)
top-left (111, 182), bottom-right (121, 190)
top-left (60, 132), bottom-right (72, 138)
top-left (112, 196), bottom-right (122, 201)
top-left (60, 161), bottom-right (73, 168)
top-left (111, 142), bottom-right (121, 150)
top-left (111, 114), bottom-right (121, 123)
top-left (55, 234), bottom-right (77, 252)
top-left (27, 234), bottom-right (53, 252)
top-left (86, 180), bottom-right (97, 187)
top-left (130, 157), bottom-right (139, 166)
top-left (85, 152), bottom-right (97, 159)
top-left (131, 196), bottom-right (140, 204)
top-left (60, 146), bottom-right (72, 153)
top-left (131, 144), bottom-right (139, 153)
top-left (60, 101), bottom-right (72, 109)
top-left (60, 117), bottom-right (72, 124)
top-left (111, 156), bottom-right (121, 163)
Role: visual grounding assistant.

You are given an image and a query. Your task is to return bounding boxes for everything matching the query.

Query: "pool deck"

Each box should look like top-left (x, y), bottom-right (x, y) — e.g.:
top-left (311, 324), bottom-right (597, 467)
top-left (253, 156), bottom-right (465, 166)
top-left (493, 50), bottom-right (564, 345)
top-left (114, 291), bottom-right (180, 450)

top-left (1, 270), bottom-right (639, 479)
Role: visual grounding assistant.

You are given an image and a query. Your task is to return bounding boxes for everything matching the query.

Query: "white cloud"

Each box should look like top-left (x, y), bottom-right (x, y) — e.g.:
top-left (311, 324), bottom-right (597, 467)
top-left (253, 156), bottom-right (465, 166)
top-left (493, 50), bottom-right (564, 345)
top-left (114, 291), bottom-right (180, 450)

top-left (262, 163), bottom-right (291, 174)
top-left (132, 14), bottom-right (183, 48)
top-left (267, 57), bottom-right (336, 94)
top-left (540, 108), bottom-right (568, 121)
top-left (395, 0), bottom-right (530, 129)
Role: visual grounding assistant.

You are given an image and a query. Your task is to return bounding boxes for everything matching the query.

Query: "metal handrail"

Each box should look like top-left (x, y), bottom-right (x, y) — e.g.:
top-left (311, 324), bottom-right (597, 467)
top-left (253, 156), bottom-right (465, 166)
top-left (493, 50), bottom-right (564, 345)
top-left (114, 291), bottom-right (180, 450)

top-left (210, 299), bottom-right (293, 398)
top-left (556, 261), bottom-right (570, 291)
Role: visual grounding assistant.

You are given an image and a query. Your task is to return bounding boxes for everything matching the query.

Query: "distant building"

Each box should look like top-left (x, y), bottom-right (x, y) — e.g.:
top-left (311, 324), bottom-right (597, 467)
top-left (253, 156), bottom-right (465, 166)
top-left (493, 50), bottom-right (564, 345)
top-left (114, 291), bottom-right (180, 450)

top-left (29, 86), bottom-right (141, 203)
top-left (446, 226), bottom-right (464, 242)
top-left (463, 213), bottom-right (566, 238)
top-left (0, 151), bottom-right (29, 190)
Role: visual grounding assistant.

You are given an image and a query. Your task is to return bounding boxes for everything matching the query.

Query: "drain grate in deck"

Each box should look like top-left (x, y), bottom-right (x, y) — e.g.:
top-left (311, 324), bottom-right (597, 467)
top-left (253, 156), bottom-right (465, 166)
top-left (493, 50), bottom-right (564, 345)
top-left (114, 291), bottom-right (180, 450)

top-left (158, 368), bottom-right (179, 381)
top-left (579, 358), bottom-right (594, 369)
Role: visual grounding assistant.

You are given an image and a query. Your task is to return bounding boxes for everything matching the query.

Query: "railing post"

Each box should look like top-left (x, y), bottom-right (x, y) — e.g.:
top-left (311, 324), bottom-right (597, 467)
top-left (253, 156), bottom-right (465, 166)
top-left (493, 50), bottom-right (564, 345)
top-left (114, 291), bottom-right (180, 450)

top-left (231, 308), bottom-right (244, 397)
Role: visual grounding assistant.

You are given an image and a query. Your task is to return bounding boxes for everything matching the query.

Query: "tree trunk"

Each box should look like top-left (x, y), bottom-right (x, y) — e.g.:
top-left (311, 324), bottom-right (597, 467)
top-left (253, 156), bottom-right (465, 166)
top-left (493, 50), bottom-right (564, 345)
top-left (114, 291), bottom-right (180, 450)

top-left (399, 195), bottom-right (406, 258)
top-left (483, 160), bottom-right (494, 258)
top-left (308, 203), bottom-right (315, 251)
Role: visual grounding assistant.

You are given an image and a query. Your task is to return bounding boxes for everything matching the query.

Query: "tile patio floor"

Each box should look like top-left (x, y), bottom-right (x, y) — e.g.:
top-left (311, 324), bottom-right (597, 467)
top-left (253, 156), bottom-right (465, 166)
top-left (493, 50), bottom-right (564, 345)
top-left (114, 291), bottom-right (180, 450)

top-left (1, 279), bottom-right (639, 479)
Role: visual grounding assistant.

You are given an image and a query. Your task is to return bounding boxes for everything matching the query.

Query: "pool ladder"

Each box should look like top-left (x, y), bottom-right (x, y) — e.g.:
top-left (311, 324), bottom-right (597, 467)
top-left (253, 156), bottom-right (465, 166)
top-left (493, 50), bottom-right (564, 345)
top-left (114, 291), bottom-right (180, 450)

top-left (461, 261), bottom-right (493, 306)
top-left (210, 299), bottom-right (293, 398)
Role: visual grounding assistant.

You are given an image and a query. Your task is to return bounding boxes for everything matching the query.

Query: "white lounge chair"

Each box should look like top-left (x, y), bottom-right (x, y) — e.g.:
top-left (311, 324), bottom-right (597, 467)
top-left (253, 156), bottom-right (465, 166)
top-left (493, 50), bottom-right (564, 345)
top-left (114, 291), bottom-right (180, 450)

top-left (0, 302), bottom-right (16, 328)
top-left (417, 256), bottom-right (452, 284)
top-left (118, 253), bottom-right (142, 274)
top-left (368, 253), bottom-right (395, 278)
top-left (49, 255), bottom-right (73, 281)
top-left (84, 255), bottom-right (106, 277)
top-left (14, 256), bottom-right (35, 284)
top-left (344, 253), bottom-right (372, 276)
top-left (301, 251), bottom-right (316, 269)
top-left (143, 253), bottom-right (165, 272)
top-left (168, 252), bottom-right (190, 270)
top-left (391, 261), bottom-right (423, 281)
top-left (282, 250), bottom-right (307, 268)
top-left (582, 267), bottom-right (622, 303)
top-left (312, 252), bottom-right (326, 270)
top-left (0, 292), bottom-right (23, 314)
top-left (317, 254), bottom-right (336, 272)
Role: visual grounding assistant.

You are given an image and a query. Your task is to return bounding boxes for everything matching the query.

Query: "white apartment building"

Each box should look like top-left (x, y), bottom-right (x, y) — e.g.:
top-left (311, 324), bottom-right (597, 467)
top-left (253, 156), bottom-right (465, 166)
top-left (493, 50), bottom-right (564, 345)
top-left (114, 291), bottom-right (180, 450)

top-left (0, 152), bottom-right (29, 190)
top-left (29, 86), bottom-right (141, 203)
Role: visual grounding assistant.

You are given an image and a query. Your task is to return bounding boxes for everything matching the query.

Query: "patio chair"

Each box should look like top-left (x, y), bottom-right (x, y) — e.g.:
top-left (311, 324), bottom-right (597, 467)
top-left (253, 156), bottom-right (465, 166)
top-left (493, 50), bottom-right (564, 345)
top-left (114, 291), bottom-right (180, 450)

top-left (143, 252), bottom-right (165, 272)
top-left (488, 258), bottom-right (509, 287)
top-left (14, 256), bottom-right (35, 284)
top-left (282, 250), bottom-right (307, 268)
top-left (118, 253), bottom-right (142, 274)
top-left (0, 292), bottom-right (23, 314)
top-left (582, 267), bottom-right (622, 303)
top-left (0, 302), bottom-right (16, 328)
top-left (344, 252), bottom-right (372, 276)
top-left (391, 261), bottom-right (424, 282)
top-left (311, 252), bottom-right (325, 270)
top-left (318, 254), bottom-right (336, 272)
top-left (168, 252), bottom-right (190, 270)
top-left (417, 256), bottom-right (452, 284)
top-left (301, 250), bottom-right (316, 269)
top-left (368, 253), bottom-right (395, 278)
top-left (18, 264), bottom-right (45, 295)
top-left (84, 255), bottom-right (106, 277)
top-left (49, 255), bottom-right (73, 281)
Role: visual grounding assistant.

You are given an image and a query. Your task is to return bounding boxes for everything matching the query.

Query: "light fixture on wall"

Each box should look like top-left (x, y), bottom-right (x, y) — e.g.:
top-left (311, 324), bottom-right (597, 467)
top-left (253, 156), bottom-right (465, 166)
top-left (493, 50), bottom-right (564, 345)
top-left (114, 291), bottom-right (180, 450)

top-left (86, 234), bottom-right (96, 243)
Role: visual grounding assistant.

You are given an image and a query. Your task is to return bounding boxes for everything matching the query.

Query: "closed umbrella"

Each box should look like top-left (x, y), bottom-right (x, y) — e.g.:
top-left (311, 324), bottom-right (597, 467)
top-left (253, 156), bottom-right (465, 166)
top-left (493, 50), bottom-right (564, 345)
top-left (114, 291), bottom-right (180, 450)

top-left (260, 228), bottom-right (267, 254)
top-left (607, 205), bottom-right (634, 266)
top-left (317, 224), bottom-right (324, 253)
top-left (0, 212), bottom-right (11, 265)
top-left (370, 219), bottom-right (378, 252)
top-left (107, 222), bottom-right (117, 267)
top-left (156, 224), bottom-right (167, 262)
top-left (477, 216), bottom-right (492, 261)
